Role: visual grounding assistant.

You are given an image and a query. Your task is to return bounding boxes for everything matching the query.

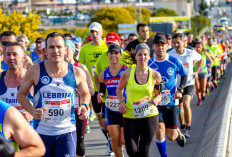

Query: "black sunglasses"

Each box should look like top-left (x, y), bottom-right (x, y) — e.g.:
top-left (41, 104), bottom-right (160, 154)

top-left (1, 41), bottom-right (17, 46)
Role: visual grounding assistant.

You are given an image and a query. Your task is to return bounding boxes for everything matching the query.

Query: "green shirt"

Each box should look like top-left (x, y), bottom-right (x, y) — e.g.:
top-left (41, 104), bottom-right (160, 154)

top-left (79, 41), bottom-right (108, 91)
top-left (206, 45), bottom-right (221, 67)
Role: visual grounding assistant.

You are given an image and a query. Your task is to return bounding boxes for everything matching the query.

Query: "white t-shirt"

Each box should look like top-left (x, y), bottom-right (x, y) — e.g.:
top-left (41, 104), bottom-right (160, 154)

top-left (169, 48), bottom-right (202, 87)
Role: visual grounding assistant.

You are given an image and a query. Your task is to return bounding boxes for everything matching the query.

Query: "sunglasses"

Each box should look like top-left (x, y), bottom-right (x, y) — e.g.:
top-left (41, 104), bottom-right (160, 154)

top-left (1, 41), bottom-right (14, 46)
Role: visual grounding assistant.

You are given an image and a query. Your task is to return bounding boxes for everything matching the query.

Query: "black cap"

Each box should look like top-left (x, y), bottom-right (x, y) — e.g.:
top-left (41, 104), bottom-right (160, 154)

top-left (108, 44), bottom-right (121, 53)
top-left (154, 35), bottom-right (167, 44)
top-left (36, 37), bottom-right (45, 43)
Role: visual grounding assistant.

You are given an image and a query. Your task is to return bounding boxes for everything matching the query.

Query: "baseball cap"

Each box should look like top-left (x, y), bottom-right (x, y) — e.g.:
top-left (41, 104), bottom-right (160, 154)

top-left (65, 39), bottom-right (75, 53)
top-left (108, 44), bottom-right (121, 53)
top-left (153, 35), bottom-right (167, 44)
top-left (106, 32), bottom-right (120, 43)
top-left (36, 37), bottom-right (45, 43)
top-left (134, 43), bottom-right (150, 55)
top-left (89, 22), bottom-right (102, 32)
top-left (73, 37), bottom-right (82, 44)
top-left (41, 42), bottom-right (46, 50)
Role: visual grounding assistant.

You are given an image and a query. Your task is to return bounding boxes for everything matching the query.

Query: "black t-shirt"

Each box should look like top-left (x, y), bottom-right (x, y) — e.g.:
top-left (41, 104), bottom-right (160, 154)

top-left (125, 38), bottom-right (154, 57)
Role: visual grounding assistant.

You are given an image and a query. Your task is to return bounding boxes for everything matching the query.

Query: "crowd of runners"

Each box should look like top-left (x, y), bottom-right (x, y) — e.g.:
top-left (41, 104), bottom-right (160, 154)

top-left (0, 21), bottom-right (232, 157)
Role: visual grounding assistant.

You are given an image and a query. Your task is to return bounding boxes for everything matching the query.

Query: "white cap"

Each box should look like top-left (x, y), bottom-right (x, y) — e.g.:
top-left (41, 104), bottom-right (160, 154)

top-left (89, 22), bottom-right (102, 32)
top-left (41, 42), bottom-right (46, 50)
top-left (30, 43), bottom-right (36, 50)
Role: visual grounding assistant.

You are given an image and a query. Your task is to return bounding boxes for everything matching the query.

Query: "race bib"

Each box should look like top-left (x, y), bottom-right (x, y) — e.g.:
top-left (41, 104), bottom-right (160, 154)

top-left (91, 65), bottom-right (96, 76)
top-left (105, 96), bottom-right (120, 112)
top-left (43, 99), bottom-right (71, 123)
top-left (133, 97), bottom-right (154, 118)
top-left (159, 90), bottom-right (171, 106)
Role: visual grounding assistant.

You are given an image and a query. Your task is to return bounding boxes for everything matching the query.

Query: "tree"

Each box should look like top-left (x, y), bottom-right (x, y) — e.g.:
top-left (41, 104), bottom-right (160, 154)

top-left (125, 6), bottom-right (152, 23)
top-left (90, 7), bottom-right (135, 33)
top-left (0, 9), bottom-right (41, 44)
top-left (151, 8), bottom-right (178, 17)
top-left (191, 15), bottom-right (210, 36)
top-left (199, 0), bottom-right (209, 16)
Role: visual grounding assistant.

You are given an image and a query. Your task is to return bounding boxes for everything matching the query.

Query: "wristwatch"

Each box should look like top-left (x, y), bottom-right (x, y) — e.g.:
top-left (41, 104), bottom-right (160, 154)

top-left (81, 103), bottom-right (88, 110)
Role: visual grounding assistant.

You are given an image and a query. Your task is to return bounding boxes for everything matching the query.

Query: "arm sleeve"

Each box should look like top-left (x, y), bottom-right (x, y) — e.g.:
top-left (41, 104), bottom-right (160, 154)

top-left (99, 83), bottom-right (106, 95)
top-left (178, 75), bottom-right (187, 89)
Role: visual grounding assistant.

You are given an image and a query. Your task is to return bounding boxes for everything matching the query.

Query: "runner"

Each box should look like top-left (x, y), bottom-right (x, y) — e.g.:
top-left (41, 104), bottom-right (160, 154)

top-left (194, 38), bottom-right (213, 105)
top-left (0, 100), bottom-right (45, 156)
top-left (125, 23), bottom-right (154, 57)
top-left (0, 42), bottom-right (34, 123)
top-left (117, 43), bottom-right (161, 157)
top-left (29, 37), bottom-right (45, 62)
top-left (127, 33), bottom-right (137, 44)
top-left (206, 37), bottom-right (222, 91)
top-left (165, 34), bottom-right (172, 50)
top-left (17, 32), bottom-right (91, 157)
top-left (148, 34), bottom-right (187, 157)
top-left (78, 22), bottom-right (110, 154)
top-left (1, 31), bottom-right (18, 71)
top-left (169, 33), bottom-right (203, 138)
top-left (219, 40), bottom-right (228, 79)
top-left (33, 42), bottom-right (46, 64)
top-left (17, 34), bottom-right (33, 69)
top-left (65, 38), bottom-right (94, 157)
top-left (95, 32), bottom-right (131, 156)
top-left (98, 44), bottom-right (126, 157)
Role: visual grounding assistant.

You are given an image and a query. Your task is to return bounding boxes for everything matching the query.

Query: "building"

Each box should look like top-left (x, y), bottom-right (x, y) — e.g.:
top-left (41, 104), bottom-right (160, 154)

top-left (154, 0), bottom-right (193, 17)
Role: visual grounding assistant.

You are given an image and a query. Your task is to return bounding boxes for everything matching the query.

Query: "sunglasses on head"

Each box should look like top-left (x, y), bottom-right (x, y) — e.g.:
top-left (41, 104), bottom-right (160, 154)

top-left (1, 41), bottom-right (14, 46)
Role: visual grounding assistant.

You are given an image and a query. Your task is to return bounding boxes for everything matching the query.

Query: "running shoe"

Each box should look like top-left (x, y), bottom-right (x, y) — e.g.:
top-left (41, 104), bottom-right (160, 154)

top-left (210, 87), bottom-right (214, 92)
top-left (89, 111), bottom-right (96, 121)
top-left (184, 129), bottom-right (191, 138)
top-left (176, 128), bottom-right (186, 147)
top-left (205, 88), bottom-right (209, 96)
top-left (197, 99), bottom-right (202, 106)
top-left (106, 138), bottom-right (114, 156)
top-left (213, 81), bottom-right (218, 89)
top-left (201, 93), bottom-right (205, 101)
top-left (85, 124), bottom-right (91, 134)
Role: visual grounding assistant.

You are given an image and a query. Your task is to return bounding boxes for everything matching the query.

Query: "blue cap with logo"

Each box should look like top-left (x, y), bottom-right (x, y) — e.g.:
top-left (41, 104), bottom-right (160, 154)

top-left (73, 37), bottom-right (82, 44)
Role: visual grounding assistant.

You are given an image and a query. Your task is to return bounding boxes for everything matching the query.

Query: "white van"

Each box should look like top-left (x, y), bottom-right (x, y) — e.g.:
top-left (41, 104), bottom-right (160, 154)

top-left (219, 17), bottom-right (229, 27)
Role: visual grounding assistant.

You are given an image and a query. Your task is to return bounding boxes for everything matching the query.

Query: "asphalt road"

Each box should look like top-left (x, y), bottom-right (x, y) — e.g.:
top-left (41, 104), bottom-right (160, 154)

top-left (84, 66), bottom-right (232, 157)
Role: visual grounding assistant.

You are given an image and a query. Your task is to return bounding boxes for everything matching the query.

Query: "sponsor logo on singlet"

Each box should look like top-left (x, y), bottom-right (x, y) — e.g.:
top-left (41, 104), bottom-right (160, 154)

top-left (2, 98), bottom-right (18, 104)
top-left (41, 76), bottom-right (50, 84)
top-left (42, 91), bottom-right (72, 99)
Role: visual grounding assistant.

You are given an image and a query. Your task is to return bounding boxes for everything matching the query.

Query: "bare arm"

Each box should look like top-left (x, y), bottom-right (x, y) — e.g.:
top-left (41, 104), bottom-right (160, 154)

top-left (194, 56), bottom-right (203, 73)
top-left (24, 56), bottom-right (33, 69)
top-left (17, 65), bottom-right (43, 120)
top-left (5, 107), bottom-right (45, 157)
top-left (116, 68), bottom-right (131, 101)
top-left (74, 67), bottom-right (91, 119)
top-left (152, 70), bottom-right (162, 106)
top-left (78, 63), bottom-right (94, 96)
top-left (117, 69), bottom-right (131, 114)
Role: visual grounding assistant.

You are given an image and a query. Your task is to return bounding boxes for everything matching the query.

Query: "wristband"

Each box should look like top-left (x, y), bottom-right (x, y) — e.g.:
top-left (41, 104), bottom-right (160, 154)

top-left (81, 103), bottom-right (88, 110)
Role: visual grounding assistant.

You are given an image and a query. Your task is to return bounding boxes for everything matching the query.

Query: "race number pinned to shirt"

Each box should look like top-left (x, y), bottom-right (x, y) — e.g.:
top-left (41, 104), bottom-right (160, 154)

top-left (133, 97), bottom-right (153, 118)
top-left (159, 90), bottom-right (171, 106)
top-left (105, 96), bottom-right (120, 112)
top-left (74, 91), bottom-right (79, 111)
top-left (43, 98), bottom-right (71, 123)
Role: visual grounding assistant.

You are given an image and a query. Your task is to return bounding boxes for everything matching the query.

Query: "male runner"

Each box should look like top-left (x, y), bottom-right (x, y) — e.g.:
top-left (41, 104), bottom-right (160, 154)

top-left (30, 37), bottom-right (45, 62)
top-left (169, 33), bottom-right (203, 138)
top-left (0, 42), bottom-right (33, 122)
top-left (149, 34), bottom-right (187, 157)
top-left (17, 32), bottom-right (91, 156)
